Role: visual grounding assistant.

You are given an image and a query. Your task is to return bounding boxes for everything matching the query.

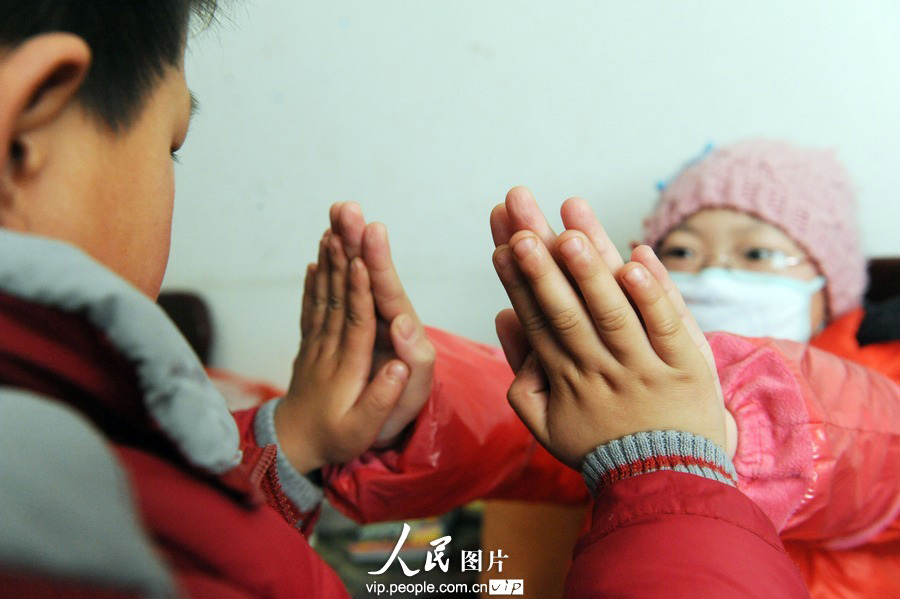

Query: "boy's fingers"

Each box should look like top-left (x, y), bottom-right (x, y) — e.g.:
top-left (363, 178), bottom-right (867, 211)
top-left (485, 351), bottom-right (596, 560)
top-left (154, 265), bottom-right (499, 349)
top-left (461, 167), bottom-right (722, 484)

top-left (329, 202), bottom-right (345, 237)
top-left (556, 230), bottom-right (652, 364)
top-left (309, 232), bottom-right (331, 336)
top-left (348, 360), bottom-right (409, 441)
top-left (372, 313), bottom-right (437, 445)
top-left (495, 309), bottom-right (530, 373)
top-left (493, 244), bottom-right (567, 367)
top-left (324, 234), bottom-right (350, 341)
top-left (340, 257), bottom-right (377, 370)
top-left (560, 197), bottom-right (625, 274)
top-left (361, 222), bottom-right (421, 324)
top-left (300, 263), bottom-right (317, 338)
top-left (507, 231), bottom-right (610, 367)
top-left (505, 352), bottom-right (551, 446)
top-left (388, 314), bottom-right (435, 377)
top-left (336, 202), bottom-right (366, 260)
top-left (618, 261), bottom-right (697, 369)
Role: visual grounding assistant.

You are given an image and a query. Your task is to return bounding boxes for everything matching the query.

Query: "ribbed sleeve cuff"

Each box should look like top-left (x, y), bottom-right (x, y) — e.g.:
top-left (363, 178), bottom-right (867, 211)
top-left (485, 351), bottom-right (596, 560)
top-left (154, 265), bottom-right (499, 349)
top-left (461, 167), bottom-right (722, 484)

top-left (582, 430), bottom-right (738, 496)
top-left (253, 398), bottom-right (324, 517)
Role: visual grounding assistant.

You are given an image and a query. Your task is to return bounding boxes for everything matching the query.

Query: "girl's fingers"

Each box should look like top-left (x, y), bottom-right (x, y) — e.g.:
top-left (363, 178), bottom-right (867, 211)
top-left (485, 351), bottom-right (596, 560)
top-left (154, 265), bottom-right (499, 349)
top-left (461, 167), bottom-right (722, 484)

top-left (503, 189), bottom-right (584, 291)
top-left (493, 244), bottom-right (567, 368)
top-left (505, 231), bottom-right (610, 368)
top-left (560, 197), bottom-right (625, 274)
top-left (505, 186), bottom-right (558, 251)
top-left (618, 261), bottom-right (698, 370)
top-left (340, 257), bottom-right (377, 371)
top-left (631, 245), bottom-right (724, 398)
top-left (631, 245), bottom-right (706, 348)
top-left (490, 203), bottom-right (514, 247)
top-left (555, 230), bottom-right (653, 364)
top-left (495, 308), bottom-right (530, 373)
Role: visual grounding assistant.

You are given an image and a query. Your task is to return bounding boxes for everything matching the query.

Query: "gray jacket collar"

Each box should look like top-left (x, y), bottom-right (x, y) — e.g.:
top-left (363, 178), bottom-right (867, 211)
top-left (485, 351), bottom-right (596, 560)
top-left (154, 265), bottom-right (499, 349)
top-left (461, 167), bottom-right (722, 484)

top-left (0, 230), bottom-right (241, 475)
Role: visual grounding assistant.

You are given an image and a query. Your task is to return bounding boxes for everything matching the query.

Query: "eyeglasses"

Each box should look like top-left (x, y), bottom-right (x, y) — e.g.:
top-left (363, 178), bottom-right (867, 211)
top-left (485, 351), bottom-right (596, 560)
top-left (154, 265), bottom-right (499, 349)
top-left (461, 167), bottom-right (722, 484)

top-left (657, 245), bottom-right (807, 273)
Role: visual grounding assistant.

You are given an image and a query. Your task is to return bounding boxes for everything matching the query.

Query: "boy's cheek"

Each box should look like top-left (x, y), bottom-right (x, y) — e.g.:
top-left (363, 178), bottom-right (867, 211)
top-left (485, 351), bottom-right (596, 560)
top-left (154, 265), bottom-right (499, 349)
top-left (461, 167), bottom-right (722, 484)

top-left (101, 161), bottom-right (176, 299)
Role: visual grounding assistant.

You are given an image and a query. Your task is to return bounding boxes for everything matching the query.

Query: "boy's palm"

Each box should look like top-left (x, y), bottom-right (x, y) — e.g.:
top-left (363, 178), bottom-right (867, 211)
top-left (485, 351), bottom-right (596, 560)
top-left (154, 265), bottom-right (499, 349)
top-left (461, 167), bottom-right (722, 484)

top-left (329, 203), bottom-right (435, 447)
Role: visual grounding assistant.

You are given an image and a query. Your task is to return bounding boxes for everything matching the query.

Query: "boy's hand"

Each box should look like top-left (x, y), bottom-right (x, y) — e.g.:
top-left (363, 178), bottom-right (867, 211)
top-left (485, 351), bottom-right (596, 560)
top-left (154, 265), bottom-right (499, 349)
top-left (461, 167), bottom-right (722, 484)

top-left (327, 202), bottom-right (435, 447)
top-left (277, 232), bottom-right (410, 474)
top-left (491, 187), bottom-right (736, 457)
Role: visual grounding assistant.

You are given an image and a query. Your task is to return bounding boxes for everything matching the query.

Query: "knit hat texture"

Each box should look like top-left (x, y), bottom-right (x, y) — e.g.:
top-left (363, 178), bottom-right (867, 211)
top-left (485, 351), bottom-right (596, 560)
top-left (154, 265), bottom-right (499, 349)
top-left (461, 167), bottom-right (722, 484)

top-left (643, 139), bottom-right (867, 319)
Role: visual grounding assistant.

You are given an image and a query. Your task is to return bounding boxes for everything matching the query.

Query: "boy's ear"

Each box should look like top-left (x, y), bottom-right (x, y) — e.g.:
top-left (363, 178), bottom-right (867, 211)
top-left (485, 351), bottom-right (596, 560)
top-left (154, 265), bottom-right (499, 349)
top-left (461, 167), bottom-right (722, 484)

top-left (0, 33), bottom-right (91, 176)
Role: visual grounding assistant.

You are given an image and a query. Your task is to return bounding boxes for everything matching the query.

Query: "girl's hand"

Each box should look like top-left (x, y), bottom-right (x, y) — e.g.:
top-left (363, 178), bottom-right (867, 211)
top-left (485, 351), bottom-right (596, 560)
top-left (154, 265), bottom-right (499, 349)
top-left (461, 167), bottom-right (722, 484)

top-left (493, 225), bottom-right (726, 470)
top-left (491, 187), bottom-right (736, 457)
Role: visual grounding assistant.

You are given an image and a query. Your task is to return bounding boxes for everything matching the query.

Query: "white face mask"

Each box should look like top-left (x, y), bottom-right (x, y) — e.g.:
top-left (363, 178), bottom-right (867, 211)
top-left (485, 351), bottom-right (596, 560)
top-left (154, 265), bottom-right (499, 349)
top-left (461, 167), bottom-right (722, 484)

top-left (669, 268), bottom-right (826, 343)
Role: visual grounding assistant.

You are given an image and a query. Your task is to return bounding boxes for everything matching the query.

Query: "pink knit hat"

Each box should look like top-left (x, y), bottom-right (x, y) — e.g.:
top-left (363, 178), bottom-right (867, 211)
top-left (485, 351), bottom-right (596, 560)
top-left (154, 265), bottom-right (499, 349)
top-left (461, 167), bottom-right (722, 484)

top-left (643, 139), bottom-right (867, 320)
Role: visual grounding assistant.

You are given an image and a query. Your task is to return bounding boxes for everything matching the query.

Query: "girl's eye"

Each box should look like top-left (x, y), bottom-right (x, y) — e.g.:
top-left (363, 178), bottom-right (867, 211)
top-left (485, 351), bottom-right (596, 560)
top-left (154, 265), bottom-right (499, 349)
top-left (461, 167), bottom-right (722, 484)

top-left (170, 150), bottom-right (181, 164)
top-left (740, 247), bottom-right (804, 270)
top-left (659, 246), bottom-right (695, 259)
top-left (743, 247), bottom-right (777, 261)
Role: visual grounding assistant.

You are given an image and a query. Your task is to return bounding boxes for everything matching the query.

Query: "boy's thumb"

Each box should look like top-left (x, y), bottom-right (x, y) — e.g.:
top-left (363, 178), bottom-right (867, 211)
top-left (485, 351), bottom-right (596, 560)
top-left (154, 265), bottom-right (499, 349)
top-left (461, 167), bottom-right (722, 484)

top-left (352, 360), bottom-right (409, 425)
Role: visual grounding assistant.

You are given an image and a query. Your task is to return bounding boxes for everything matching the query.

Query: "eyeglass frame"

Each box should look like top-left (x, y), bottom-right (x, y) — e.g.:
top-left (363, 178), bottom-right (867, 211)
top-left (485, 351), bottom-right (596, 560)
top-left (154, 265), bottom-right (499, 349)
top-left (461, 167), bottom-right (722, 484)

top-left (655, 243), bottom-right (809, 273)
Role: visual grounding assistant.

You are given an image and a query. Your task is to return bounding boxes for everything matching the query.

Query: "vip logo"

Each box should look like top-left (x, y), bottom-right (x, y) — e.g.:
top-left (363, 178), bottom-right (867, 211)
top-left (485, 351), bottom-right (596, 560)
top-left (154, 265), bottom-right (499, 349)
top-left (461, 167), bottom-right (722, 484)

top-left (488, 579), bottom-right (524, 595)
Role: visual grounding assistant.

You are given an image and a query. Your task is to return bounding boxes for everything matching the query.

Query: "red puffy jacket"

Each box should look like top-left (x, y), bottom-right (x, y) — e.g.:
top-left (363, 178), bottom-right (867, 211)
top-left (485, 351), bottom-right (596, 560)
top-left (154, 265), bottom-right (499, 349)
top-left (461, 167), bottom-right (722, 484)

top-left (0, 230), bottom-right (799, 599)
top-left (0, 231), bottom-right (809, 598)
top-left (784, 308), bottom-right (900, 598)
top-left (566, 470), bottom-right (808, 598)
top-left (0, 230), bottom-right (351, 598)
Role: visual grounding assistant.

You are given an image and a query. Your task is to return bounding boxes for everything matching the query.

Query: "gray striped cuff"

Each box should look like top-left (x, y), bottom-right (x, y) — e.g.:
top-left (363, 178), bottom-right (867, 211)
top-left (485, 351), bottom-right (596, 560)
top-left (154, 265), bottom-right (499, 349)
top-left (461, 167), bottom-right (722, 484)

top-left (582, 430), bottom-right (737, 496)
top-left (253, 398), bottom-right (324, 521)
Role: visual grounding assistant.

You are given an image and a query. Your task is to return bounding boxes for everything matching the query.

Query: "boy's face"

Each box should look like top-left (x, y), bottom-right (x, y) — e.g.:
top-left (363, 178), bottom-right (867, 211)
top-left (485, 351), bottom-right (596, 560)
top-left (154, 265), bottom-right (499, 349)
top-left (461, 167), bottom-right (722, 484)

top-left (50, 65), bottom-right (191, 299)
top-left (1, 42), bottom-right (192, 299)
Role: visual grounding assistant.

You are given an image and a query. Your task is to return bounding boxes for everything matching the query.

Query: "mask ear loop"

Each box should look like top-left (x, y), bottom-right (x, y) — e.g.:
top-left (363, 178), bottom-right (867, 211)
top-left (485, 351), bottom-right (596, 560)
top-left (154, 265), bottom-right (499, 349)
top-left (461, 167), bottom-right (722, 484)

top-left (809, 275), bottom-right (828, 336)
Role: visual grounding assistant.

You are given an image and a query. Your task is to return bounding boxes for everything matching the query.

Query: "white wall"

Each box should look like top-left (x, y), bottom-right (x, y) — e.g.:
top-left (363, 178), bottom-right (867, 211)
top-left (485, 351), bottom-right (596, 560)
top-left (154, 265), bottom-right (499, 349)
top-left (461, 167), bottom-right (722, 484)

top-left (164, 0), bottom-right (900, 386)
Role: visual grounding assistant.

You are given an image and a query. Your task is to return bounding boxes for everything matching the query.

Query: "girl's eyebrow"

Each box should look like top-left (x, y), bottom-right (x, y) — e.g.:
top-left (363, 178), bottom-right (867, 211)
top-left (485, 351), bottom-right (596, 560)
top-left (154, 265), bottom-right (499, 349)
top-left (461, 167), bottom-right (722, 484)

top-left (670, 222), bottom-right (700, 235)
top-left (673, 219), bottom-right (768, 238)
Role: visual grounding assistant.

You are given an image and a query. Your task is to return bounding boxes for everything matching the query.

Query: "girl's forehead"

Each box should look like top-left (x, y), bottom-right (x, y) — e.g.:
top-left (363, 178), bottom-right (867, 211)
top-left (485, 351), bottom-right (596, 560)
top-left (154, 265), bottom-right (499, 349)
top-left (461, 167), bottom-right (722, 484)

top-left (675, 209), bottom-right (799, 243)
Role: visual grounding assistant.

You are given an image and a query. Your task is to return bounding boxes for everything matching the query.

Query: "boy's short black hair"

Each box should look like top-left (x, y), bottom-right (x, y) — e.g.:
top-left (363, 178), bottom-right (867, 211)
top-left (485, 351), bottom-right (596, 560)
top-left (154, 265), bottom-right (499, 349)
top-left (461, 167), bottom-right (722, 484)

top-left (0, 1), bottom-right (218, 130)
